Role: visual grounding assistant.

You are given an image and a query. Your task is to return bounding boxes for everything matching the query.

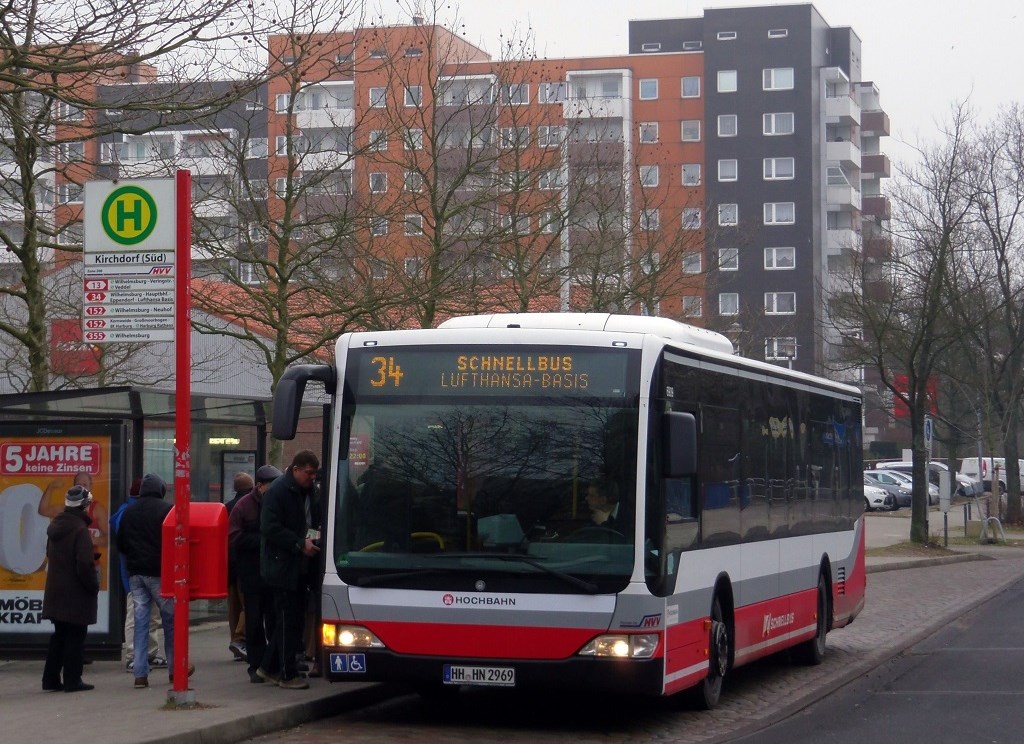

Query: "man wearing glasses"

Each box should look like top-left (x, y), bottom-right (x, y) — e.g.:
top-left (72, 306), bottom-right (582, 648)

top-left (256, 450), bottom-right (321, 689)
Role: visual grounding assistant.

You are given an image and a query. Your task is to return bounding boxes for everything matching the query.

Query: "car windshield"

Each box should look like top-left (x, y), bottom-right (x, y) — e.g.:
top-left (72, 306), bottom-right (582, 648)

top-left (332, 345), bottom-right (641, 594)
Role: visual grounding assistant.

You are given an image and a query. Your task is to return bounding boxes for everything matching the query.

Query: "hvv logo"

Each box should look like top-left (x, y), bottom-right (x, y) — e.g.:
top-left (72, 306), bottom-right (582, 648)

top-left (621, 613), bottom-right (662, 628)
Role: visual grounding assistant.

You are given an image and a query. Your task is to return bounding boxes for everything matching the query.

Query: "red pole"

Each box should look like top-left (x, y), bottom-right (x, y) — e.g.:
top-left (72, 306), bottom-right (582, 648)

top-left (173, 169), bottom-right (192, 694)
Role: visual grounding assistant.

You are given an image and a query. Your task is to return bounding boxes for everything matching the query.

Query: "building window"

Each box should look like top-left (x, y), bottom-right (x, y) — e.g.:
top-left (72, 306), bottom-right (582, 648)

top-left (58, 183), bottom-right (84, 204)
top-left (500, 212), bottom-right (530, 234)
top-left (60, 142), bottom-right (85, 161)
top-left (369, 87), bottom-right (386, 108)
top-left (404, 86), bottom-right (422, 107)
top-left (404, 47), bottom-right (423, 58)
top-left (682, 296), bottom-right (702, 318)
top-left (719, 293), bottom-right (739, 315)
top-left (763, 67), bottom-right (795, 90)
top-left (639, 78), bottom-right (658, 100)
top-left (718, 114), bottom-right (737, 137)
top-left (765, 292), bottom-right (796, 314)
top-left (369, 172), bottom-right (388, 193)
top-left (765, 246), bottom-right (796, 269)
top-left (640, 208), bottom-right (660, 231)
top-left (768, 28), bottom-right (789, 38)
top-left (765, 337), bottom-right (798, 360)
top-left (718, 203), bottom-right (738, 226)
top-left (682, 253), bottom-right (702, 274)
top-left (763, 112), bottom-right (795, 135)
top-left (640, 253), bottom-right (660, 274)
top-left (405, 128), bottom-right (423, 150)
top-left (275, 93), bottom-right (290, 112)
top-left (499, 126), bottom-right (530, 149)
top-left (404, 214), bottom-right (423, 236)
top-left (370, 217), bottom-right (388, 236)
top-left (404, 171), bottom-right (423, 192)
top-left (719, 248), bottom-right (739, 270)
top-left (369, 48), bottom-right (386, 59)
top-left (246, 138), bottom-right (268, 159)
top-left (682, 40), bottom-right (702, 51)
top-left (639, 165), bottom-right (659, 187)
top-left (56, 101), bottom-right (84, 121)
top-left (404, 257), bottom-right (422, 276)
top-left (681, 120), bottom-right (701, 141)
top-left (681, 76), bottom-right (700, 98)
top-left (538, 169), bottom-right (563, 190)
top-left (501, 83), bottom-right (529, 105)
top-left (764, 202), bottom-right (795, 224)
top-left (717, 70), bottom-right (737, 93)
top-left (764, 157), bottom-right (795, 180)
top-left (682, 163), bottom-right (701, 185)
top-left (639, 122), bottom-right (659, 143)
top-left (369, 129), bottom-right (387, 151)
top-left (539, 210), bottom-right (561, 234)
top-left (538, 82), bottom-right (568, 103)
top-left (681, 208), bottom-right (701, 230)
top-left (718, 159), bottom-right (738, 182)
top-left (716, 31), bottom-right (737, 40)
top-left (537, 125), bottom-right (564, 147)
top-left (641, 42), bottom-right (662, 52)
top-left (370, 258), bottom-right (387, 279)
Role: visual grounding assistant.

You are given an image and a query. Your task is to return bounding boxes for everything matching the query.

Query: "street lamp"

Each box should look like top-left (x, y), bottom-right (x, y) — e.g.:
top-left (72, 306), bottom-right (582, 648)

top-left (726, 321), bottom-right (745, 356)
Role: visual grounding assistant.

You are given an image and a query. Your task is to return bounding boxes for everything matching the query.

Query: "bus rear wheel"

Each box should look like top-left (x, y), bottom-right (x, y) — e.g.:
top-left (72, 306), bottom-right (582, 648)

top-left (687, 595), bottom-right (729, 710)
top-left (793, 573), bottom-right (829, 666)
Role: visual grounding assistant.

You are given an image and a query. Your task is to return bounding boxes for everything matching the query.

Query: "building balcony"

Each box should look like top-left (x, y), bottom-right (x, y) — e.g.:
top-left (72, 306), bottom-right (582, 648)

top-left (827, 185), bottom-right (861, 211)
top-left (178, 155), bottom-right (234, 177)
top-left (297, 107), bottom-right (355, 130)
top-left (862, 195), bottom-right (892, 221)
top-left (193, 198), bottom-right (233, 218)
top-left (861, 110), bottom-right (890, 136)
top-left (825, 95), bottom-right (861, 125)
top-left (864, 235), bottom-right (893, 262)
top-left (825, 139), bottom-right (861, 168)
top-left (297, 150), bottom-right (354, 171)
top-left (861, 153), bottom-right (891, 178)
top-left (826, 228), bottom-right (860, 256)
top-left (563, 96), bottom-right (625, 120)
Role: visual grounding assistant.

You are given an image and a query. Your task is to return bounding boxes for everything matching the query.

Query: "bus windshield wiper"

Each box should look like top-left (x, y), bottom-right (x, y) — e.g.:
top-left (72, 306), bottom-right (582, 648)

top-left (433, 552), bottom-right (600, 594)
top-left (352, 568), bottom-right (451, 587)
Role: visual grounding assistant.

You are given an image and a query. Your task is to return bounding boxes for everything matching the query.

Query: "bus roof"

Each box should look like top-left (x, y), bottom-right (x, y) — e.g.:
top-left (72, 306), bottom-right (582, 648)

top-left (438, 313), bottom-right (736, 356)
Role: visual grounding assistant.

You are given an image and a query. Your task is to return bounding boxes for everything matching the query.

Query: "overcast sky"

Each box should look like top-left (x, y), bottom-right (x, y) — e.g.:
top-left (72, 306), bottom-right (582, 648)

top-left (378, 1), bottom-right (1021, 165)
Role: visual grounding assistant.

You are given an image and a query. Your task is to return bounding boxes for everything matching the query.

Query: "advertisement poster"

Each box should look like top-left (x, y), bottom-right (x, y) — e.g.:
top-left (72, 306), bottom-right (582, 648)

top-left (221, 450), bottom-right (257, 503)
top-left (0, 426), bottom-right (118, 636)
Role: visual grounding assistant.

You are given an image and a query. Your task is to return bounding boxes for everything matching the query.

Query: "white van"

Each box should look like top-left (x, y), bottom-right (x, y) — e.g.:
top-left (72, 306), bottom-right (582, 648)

top-left (957, 457), bottom-right (1024, 493)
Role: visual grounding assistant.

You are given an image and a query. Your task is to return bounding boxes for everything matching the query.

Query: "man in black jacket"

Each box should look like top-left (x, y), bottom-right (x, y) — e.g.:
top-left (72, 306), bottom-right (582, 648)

top-left (116, 473), bottom-right (192, 689)
top-left (41, 484), bottom-right (100, 693)
top-left (257, 451), bottom-right (320, 689)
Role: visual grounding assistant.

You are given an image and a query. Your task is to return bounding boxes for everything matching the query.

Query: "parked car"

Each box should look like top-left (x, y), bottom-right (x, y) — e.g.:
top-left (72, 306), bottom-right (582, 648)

top-left (957, 457), bottom-right (1024, 494)
top-left (864, 483), bottom-right (896, 512)
top-left (872, 460), bottom-right (974, 505)
top-left (864, 470), bottom-right (912, 508)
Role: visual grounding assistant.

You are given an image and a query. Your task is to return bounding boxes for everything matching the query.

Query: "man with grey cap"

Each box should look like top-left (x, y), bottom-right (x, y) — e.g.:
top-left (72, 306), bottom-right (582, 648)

top-left (41, 484), bottom-right (100, 692)
top-left (228, 464), bottom-right (282, 683)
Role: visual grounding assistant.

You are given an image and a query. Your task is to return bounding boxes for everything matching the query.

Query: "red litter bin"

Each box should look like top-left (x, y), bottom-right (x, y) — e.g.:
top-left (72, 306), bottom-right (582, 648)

top-left (160, 502), bottom-right (228, 599)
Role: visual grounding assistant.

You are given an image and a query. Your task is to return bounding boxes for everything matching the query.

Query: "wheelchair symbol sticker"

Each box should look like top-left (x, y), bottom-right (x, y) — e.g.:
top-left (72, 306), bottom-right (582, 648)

top-left (329, 653), bottom-right (367, 673)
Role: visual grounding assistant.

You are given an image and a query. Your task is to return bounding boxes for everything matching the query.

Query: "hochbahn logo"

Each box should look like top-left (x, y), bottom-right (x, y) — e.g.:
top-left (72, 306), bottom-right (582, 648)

top-left (442, 593), bottom-right (516, 607)
top-left (101, 185), bottom-right (158, 245)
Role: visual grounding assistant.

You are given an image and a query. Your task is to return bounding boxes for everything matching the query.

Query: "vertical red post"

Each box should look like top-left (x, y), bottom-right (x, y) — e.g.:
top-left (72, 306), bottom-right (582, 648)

top-left (173, 169), bottom-right (192, 693)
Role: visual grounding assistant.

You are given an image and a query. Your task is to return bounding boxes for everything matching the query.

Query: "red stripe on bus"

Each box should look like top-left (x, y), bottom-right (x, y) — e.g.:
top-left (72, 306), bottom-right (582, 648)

top-left (355, 620), bottom-right (607, 659)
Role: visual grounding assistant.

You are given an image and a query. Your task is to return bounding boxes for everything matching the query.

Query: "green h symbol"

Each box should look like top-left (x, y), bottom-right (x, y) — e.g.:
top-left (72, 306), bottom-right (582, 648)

top-left (117, 196), bottom-right (144, 232)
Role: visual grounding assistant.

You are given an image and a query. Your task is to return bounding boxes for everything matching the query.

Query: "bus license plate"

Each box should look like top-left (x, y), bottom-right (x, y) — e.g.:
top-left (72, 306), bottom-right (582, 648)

top-left (443, 664), bottom-right (515, 687)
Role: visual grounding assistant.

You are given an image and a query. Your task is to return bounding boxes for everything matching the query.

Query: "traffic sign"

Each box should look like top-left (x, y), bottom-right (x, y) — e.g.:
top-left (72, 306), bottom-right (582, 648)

top-left (924, 415), bottom-right (933, 457)
top-left (84, 180), bottom-right (176, 252)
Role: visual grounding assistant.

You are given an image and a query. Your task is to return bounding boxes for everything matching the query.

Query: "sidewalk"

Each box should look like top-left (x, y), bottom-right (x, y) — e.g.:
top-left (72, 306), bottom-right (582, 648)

top-left (3, 545), bottom-right (1023, 744)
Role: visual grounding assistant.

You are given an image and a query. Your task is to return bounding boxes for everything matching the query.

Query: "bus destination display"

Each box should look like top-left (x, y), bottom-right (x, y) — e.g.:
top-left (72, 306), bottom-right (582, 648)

top-left (353, 348), bottom-right (632, 398)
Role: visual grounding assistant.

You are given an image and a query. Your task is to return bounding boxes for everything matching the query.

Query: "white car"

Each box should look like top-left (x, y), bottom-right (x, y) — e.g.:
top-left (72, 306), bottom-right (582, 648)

top-left (864, 483), bottom-right (896, 512)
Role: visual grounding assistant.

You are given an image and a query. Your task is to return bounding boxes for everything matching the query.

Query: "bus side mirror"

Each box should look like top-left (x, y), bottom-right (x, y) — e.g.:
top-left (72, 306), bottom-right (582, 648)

top-left (272, 365), bottom-right (336, 440)
top-left (663, 411), bottom-right (697, 478)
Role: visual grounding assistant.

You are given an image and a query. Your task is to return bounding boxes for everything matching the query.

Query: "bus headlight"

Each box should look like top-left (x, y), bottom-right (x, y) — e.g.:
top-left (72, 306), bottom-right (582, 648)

top-left (578, 633), bottom-right (659, 659)
top-left (322, 623), bottom-right (385, 649)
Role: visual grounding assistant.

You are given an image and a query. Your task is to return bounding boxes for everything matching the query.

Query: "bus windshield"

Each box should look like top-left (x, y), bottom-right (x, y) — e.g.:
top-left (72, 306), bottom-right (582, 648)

top-left (333, 345), bottom-right (640, 594)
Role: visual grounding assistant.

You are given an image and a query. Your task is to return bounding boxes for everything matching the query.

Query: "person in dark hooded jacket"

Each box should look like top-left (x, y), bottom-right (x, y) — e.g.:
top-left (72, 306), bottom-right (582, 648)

top-left (41, 484), bottom-right (100, 693)
top-left (116, 473), bottom-right (192, 688)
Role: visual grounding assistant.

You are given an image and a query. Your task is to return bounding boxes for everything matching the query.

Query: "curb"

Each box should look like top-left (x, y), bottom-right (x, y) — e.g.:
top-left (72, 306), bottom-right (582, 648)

top-left (865, 552), bottom-right (991, 573)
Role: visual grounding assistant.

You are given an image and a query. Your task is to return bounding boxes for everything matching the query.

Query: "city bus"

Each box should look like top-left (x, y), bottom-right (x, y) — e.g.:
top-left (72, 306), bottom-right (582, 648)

top-left (272, 313), bottom-right (865, 708)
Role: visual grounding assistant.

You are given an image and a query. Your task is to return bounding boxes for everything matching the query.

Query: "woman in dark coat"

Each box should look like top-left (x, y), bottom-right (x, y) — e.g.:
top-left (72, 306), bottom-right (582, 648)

top-left (41, 484), bottom-right (100, 692)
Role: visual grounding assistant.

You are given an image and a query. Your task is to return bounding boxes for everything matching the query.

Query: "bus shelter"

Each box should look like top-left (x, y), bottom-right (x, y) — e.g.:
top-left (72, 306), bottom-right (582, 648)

top-left (0, 386), bottom-right (269, 657)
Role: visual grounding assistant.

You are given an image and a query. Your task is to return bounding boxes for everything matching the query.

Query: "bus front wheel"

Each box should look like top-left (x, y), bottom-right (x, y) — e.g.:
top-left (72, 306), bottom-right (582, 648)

top-left (688, 595), bottom-right (729, 710)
